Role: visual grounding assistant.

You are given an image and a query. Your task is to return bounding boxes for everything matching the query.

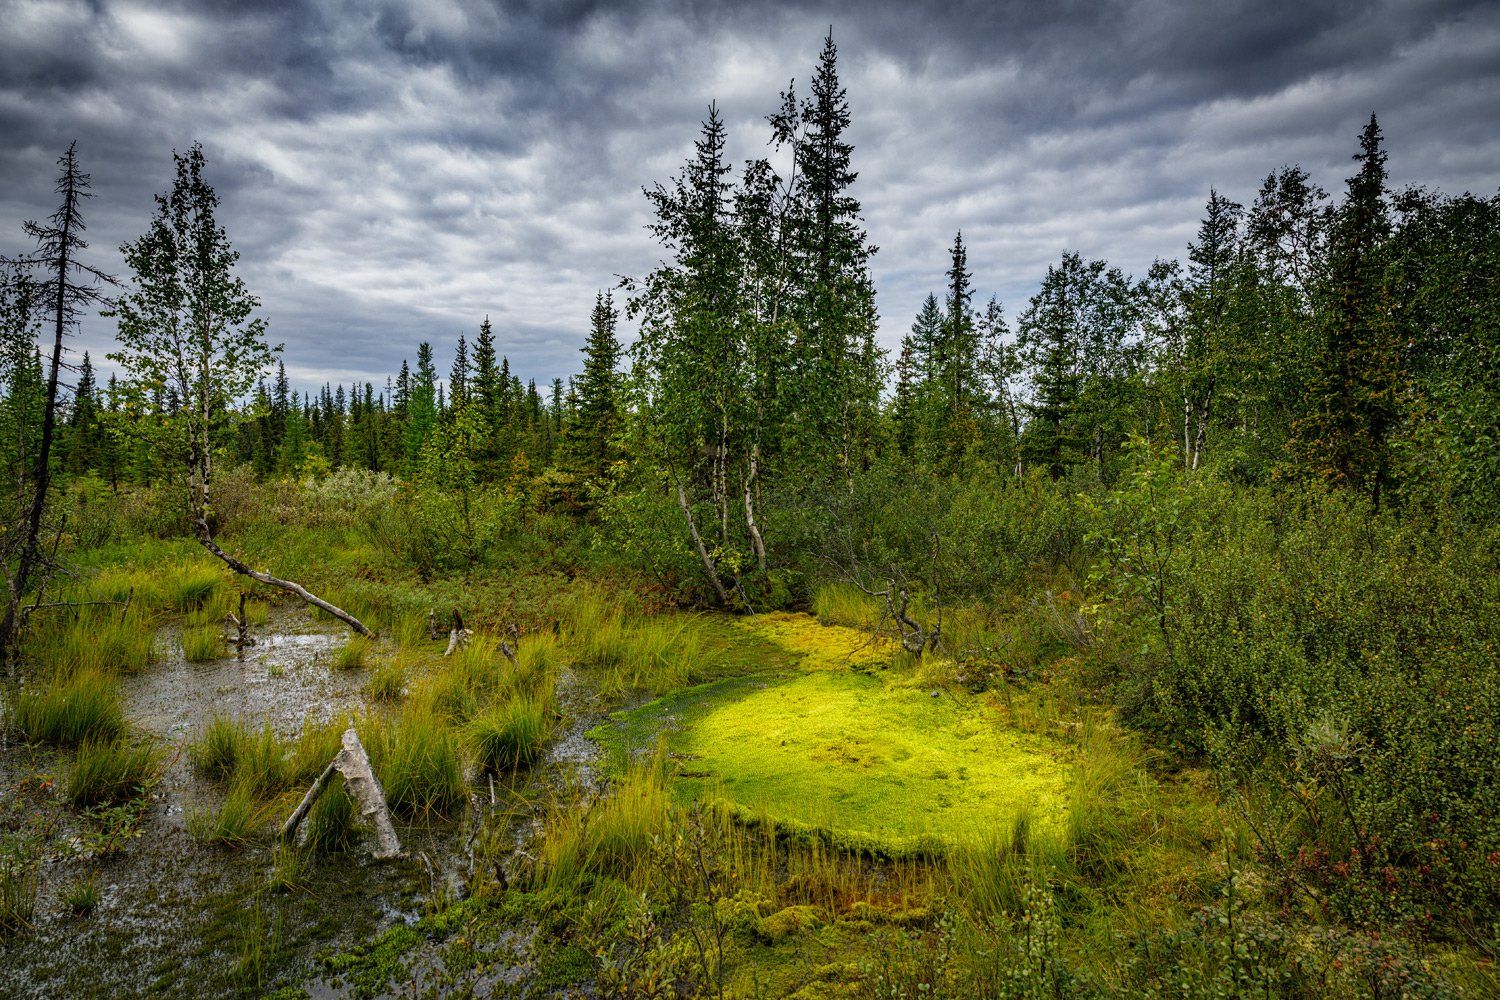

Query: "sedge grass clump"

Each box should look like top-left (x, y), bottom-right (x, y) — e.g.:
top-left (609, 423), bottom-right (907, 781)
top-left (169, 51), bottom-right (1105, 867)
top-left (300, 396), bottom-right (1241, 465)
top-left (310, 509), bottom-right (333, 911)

top-left (10, 669), bottom-right (124, 746)
top-left (181, 623), bottom-right (228, 662)
top-left (331, 634), bottom-right (373, 671)
top-left (367, 658), bottom-right (406, 702)
top-left (168, 563), bottom-right (221, 612)
top-left (367, 704), bottom-right (465, 818)
top-left (67, 737), bottom-right (162, 808)
top-left (62, 873), bottom-right (100, 915)
top-left (304, 782), bottom-right (357, 853)
top-left (85, 566), bottom-right (164, 609)
top-left (23, 606), bottom-right (157, 676)
top-left (287, 719), bottom-right (345, 786)
top-left (465, 689), bottom-right (553, 773)
top-left (811, 582), bottom-right (882, 630)
top-left (537, 750), bottom-right (670, 890)
top-left (268, 843), bottom-right (306, 893)
top-left (510, 632), bottom-right (561, 696)
top-left (0, 852), bottom-right (38, 935)
top-left (235, 722), bottom-right (290, 797)
top-left (188, 714), bottom-right (249, 781)
top-left (187, 782), bottom-right (265, 845)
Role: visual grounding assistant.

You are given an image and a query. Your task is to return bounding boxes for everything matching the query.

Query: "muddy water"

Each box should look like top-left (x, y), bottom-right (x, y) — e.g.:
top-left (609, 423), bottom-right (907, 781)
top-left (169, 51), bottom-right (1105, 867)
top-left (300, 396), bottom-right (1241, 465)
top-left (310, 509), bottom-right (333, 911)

top-left (0, 613), bottom-right (459, 1000)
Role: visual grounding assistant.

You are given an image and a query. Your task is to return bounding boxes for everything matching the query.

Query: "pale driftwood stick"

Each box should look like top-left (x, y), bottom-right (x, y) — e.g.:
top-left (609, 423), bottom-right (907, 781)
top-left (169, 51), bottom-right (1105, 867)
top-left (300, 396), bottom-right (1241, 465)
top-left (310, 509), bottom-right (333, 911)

top-left (196, 531), bottom-right (373, 637)
top-left (225, 592), bottom-right (254, 651)
top-left (280, 758), bottom-right (339, 842)
top-left (336, 727), bottom-right (403, 859)
top-left (279, 727), bottom-right (402, 859)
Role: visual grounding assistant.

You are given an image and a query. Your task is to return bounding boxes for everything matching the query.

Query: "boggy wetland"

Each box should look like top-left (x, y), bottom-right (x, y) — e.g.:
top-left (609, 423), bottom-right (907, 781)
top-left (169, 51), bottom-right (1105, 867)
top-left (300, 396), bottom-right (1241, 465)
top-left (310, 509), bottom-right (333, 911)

top-left (3, 11), bottom-right (1500, 999)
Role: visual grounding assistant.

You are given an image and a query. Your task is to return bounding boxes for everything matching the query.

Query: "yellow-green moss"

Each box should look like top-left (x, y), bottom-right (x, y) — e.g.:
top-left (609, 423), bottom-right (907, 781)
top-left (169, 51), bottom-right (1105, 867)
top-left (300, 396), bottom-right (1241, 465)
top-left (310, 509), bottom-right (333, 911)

top-left (598, 666), bottom-right (1073, 856)
top-left (736, 611), bottom-right (895, 672)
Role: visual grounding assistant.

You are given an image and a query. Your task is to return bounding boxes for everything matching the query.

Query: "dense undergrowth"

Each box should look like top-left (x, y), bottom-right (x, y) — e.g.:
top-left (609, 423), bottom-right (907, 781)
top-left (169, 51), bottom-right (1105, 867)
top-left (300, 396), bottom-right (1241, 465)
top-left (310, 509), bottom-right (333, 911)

top-left (1, 457), bottom-right (1495, 998)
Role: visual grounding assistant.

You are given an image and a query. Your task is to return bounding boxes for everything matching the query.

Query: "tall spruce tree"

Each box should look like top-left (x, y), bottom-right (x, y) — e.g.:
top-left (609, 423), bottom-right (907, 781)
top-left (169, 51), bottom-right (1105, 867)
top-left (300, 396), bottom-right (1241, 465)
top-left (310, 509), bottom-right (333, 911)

top-left (1293, 115), bottom-right (1399, 503)
top-left (566, 290), bottom-right (622, 478)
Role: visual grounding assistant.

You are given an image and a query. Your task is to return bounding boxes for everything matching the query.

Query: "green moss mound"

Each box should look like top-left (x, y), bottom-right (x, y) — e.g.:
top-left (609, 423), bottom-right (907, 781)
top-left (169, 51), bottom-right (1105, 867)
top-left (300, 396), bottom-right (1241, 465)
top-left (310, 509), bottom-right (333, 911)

top-left (596, 668), bottom-right (1073, 855)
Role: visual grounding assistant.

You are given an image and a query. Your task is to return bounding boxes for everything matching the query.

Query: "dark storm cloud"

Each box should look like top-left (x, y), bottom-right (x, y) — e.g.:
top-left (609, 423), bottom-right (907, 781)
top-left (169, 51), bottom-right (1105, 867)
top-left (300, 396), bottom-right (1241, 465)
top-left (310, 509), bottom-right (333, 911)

top-left (1, 0), bottom-right (1497, 392)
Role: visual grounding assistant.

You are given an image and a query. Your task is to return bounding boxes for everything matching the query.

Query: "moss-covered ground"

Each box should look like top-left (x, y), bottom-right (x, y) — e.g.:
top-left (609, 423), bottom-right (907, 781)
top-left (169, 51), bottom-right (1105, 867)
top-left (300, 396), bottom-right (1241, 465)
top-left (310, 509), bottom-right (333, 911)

top-left (597, 667), bottom-right (1073, 854)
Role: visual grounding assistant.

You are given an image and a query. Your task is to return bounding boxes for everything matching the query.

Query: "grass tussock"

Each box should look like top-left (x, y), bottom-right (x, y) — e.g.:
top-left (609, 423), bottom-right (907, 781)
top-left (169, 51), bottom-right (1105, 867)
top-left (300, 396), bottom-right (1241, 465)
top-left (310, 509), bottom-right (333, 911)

top-left (0, 852), bottom-right (38, 935)
top-left (811, 581), bottom-right (883, 630)
top-left (366, 658), bottom-right (406, 702)
top-left (187, 782), bottom-right (266, 845)
top-left (305, 782), bottom-right (357, 852)
top-left (181, 623), bottom-right (228, 662)
top-left (365, 702), bottom-right (466, 818)
top-left (332, 634), bottom-right (373, 671)
top-left (465, 688), bottom-right (553, 772)
top-left (536, 750), bottom-right (671, 890)
top-left (560, 590), bottom-right (712, 696)
top-left (67, 737), bottom-right (162, 808)
top-left (62, 873), bottom-right (100, 914)
top-left (10, 669), bottom-right (124, 746)
top-left (22, 605), bottom-right (157, 676)
top-left (188, 716), bottom-right (300, 795)
top-left (168, 562), bottom-right (221, 612)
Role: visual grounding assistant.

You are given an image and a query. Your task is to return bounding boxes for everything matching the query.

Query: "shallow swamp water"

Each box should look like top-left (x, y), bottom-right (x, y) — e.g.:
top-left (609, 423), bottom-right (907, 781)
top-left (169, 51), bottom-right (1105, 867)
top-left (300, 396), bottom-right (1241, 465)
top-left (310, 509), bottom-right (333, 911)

top-left (0, 611), bottom-right (500, 1000)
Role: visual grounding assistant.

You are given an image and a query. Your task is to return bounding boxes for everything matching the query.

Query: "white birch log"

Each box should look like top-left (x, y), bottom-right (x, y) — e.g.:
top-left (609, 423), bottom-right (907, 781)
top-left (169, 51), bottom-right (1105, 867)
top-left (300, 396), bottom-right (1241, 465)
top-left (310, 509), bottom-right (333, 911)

top-left (279, 726), bottom-right (402, 859)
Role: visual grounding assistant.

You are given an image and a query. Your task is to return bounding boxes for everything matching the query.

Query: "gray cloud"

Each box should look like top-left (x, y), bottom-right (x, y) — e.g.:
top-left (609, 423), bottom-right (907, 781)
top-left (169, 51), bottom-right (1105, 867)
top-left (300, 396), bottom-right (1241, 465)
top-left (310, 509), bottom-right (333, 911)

top-left (1, 0), bottom-right (1497, 394)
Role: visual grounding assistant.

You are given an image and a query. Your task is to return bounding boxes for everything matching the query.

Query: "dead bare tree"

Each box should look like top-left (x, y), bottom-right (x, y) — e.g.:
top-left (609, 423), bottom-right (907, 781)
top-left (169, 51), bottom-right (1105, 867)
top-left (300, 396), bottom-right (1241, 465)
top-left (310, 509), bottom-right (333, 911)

top-left (0, 143), bottom-right (118, 663)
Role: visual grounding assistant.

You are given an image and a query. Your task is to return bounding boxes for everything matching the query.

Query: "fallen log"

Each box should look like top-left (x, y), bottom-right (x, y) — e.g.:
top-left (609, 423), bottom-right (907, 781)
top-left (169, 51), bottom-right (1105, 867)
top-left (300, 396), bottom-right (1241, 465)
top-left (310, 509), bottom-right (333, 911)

top-left (280, 726), bottom-right (402, 859)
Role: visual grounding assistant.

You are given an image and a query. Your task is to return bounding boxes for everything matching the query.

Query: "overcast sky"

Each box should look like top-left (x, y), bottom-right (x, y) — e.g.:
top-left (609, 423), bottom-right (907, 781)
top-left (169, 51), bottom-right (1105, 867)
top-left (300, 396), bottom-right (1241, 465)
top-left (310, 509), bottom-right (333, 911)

top-left (3, 0), bottom-right (1498, 394)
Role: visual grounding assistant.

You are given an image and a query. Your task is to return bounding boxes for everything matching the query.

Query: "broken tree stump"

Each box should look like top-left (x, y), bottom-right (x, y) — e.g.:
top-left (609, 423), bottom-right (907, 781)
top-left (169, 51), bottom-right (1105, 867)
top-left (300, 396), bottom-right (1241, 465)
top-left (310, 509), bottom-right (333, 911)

top-left (225, 592), bottom-right (255, 651)
top-left (443, 610), bottom-right (473, 657)
top-left (279, 726), bottom-right (402, 859)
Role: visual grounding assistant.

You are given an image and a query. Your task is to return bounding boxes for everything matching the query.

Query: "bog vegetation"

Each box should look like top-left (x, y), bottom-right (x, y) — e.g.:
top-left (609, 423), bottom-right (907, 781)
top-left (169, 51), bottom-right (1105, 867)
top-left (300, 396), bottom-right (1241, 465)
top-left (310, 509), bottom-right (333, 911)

top-left (1, 29), bottom-right (1497, 1000)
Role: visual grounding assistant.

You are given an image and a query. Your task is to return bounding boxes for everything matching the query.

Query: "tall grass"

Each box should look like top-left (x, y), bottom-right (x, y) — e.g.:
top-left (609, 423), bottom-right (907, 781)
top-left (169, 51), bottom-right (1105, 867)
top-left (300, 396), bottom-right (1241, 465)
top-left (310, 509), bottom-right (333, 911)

top-left (465, 689), bottom-right (553, 772)
top-left (182, 623), bottom-right (228, 662)
top-left (560, 591), bottom-right (711, 695)
top-left (304, 783), bottom-right (357, 852)
top-left (187, 782), bottom-right (266, 845)
top-left (367, 658), bottom-right (406, 702)
top-left (0, 851), bottom-right (37, 935)
top-left (10, 669), bottom-right (124, 745)
top-left (187, 716), bottom-right (292, 795)
top-left (331, 634), bottom-right (373, 671)
top-left (536, 750), bottom-right (670, 890)
top-left (67, 737), bottom-right (162, 807)
top-left (24, 606), bottom-right (157, 676)
top-left (812, 582), bottom-right (882, 629)
top-left (187, 714), bottom-right (248, 781)
top-left (167, 562), bottom-right (221, 612)
top-left (366, 702), bottom-right (466, 817)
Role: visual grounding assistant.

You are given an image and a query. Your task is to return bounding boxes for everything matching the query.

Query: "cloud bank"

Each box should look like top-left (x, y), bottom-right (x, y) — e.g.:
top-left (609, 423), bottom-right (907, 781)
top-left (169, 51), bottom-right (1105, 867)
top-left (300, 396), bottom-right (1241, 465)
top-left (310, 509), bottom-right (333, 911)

top-left (2, 0), bottom-right (1497, 391)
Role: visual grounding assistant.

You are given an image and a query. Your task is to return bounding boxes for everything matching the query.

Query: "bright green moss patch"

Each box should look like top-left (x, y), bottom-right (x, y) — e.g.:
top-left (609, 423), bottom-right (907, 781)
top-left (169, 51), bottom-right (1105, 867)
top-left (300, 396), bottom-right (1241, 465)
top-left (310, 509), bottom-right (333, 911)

top-left (736, 611), bottom-right (895, 671)
top-left (596, 668), bottom-right (1073, 855)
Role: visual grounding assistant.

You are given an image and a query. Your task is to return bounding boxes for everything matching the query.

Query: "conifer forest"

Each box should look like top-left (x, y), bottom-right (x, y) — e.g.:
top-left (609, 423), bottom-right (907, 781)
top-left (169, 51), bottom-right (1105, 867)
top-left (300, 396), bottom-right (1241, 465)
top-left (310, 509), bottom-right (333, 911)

top-left (1, 8), bottom-right (1498, 999)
